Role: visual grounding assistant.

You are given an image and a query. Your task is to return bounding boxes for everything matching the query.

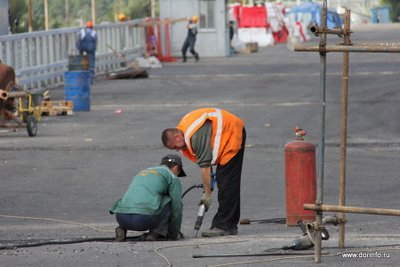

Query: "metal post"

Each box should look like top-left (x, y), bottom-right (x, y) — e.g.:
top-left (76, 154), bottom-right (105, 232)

top-left (65, 0), bottom-right (70, 22)
top-left (28, 0), bottom-right (33, 32)
top-left (151, 0), bottom-right (156, 18)
top-left (91, 0), bottom-right (96, 25)
top-left (149, 0), bottom-right (158, 55)
top-left (44, 0), bottom-right (49, 31)
top-left (315, 0), bottom-right (328, 263)
top-left (338, 8), bottom-right (351, 250)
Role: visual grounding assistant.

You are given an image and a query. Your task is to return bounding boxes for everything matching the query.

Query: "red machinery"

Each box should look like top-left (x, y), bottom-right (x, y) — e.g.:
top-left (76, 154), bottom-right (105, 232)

top-left (284, 127), bottom-right (316, 226)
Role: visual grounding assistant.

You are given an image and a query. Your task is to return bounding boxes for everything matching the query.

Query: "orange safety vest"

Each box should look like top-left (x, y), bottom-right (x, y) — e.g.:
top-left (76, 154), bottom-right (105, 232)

top-left (177, 108), bottom-right (244, 165)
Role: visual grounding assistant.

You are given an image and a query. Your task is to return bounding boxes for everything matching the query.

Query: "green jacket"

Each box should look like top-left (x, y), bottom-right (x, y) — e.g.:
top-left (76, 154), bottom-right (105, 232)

top-left (109, 165), bottom-right (183, 239)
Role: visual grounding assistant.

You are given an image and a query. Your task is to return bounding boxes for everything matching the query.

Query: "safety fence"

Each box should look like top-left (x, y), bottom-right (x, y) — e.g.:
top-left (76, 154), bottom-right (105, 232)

top-left (144, 17), bottom-right (180, 62)
top-left (0, 19), bottom-right (146, 90)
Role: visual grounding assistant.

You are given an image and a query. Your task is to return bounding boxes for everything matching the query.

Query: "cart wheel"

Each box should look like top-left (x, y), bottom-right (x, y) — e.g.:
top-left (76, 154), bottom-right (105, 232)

top-left (26, 115), bottom-right (37, 137)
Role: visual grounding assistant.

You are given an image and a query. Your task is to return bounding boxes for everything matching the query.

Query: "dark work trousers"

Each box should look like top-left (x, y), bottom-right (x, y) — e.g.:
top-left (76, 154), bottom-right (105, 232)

top-left (212, 127), bottom-right (246, 231)
top-left (116, 202), bottom-right (171, 237)
top-left (87, 51), bottom-right (95, 77)
top-left (181, 37), bottom-right (198, 60)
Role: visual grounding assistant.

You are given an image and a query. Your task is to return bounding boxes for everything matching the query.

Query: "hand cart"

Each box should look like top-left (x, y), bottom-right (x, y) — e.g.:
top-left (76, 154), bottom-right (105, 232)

top-left (0, 89), bottom-right (43, 137)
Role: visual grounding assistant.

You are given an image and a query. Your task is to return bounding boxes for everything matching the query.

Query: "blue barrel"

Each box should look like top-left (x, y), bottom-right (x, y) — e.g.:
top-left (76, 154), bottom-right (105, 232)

top-left (64, 71), bottom-right (91, 111)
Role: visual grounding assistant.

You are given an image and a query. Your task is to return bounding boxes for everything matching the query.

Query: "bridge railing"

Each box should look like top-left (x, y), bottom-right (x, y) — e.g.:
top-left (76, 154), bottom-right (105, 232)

top-left (0, 19), bottom-right (146, 90)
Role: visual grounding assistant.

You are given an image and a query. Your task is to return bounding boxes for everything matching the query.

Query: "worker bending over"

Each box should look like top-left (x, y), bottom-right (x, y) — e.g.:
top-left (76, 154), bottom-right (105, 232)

top-left (162, 108), bottom-right (246, 237)
top-left (109, 154), bottom-right (186, 241)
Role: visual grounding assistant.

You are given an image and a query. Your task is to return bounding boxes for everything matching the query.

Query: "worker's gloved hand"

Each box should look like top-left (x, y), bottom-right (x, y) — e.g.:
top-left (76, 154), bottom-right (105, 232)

top-left (199, 193), bottom-right (212, 211)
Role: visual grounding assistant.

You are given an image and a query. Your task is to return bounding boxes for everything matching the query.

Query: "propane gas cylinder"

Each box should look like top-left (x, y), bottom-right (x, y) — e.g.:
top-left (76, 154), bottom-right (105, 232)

top-left (284, 127), bottom-right (316, 226)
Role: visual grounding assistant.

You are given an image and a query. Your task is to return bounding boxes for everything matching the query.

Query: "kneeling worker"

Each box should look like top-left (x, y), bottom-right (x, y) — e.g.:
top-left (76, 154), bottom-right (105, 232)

top-left (109, 154), bottom-right (186, 241)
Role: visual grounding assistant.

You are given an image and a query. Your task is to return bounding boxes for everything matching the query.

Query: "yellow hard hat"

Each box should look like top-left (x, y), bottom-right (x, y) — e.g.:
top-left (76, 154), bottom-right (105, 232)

top-left (118, 13), bottom-right (126, 21)
top-left (192, 15), bottom-right (199, 22)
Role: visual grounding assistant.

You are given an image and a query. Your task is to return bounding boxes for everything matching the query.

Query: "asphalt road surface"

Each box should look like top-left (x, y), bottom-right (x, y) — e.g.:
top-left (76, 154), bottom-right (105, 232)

top-left (1, 23), bottom-right (399, 266)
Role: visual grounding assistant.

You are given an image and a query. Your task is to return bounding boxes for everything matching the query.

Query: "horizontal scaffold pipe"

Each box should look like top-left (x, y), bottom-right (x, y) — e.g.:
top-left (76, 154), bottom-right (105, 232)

top-left (304, 203), bottom-right (400, 216)
top-left (295, 44), bottom-right (400, 53)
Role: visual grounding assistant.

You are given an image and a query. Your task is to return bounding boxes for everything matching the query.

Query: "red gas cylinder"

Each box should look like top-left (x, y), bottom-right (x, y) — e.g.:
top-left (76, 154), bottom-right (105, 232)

top-left (284, 127), bottom-right (316, 226)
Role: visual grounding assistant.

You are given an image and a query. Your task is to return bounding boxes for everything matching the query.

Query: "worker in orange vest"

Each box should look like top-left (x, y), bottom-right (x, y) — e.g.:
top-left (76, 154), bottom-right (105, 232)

top-left (162, 108), bottom-right (246, 237)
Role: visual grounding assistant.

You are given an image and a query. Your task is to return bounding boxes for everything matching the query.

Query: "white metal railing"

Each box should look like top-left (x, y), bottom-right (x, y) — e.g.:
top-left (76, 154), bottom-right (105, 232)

top-left (0, 19), bottom-right (146, 90)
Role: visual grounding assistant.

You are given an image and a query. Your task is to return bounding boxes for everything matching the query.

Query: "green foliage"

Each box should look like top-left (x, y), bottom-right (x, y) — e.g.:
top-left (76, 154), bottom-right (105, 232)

top-left (8, 0), bottom-right (156, 33)
top-left (8, 1), bottom-right (27, 33)
top-left (381, 0), bottom-right (400, 21)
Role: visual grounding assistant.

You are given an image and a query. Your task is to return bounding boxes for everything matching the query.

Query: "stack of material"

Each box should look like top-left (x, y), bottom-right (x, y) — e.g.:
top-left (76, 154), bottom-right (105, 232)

top-left (243, 42), bottom-right (259, 53)
top-left (106, 45), bottom-right (151, 80)
top-left (107, 67), bottom-right (149, 80)
top-left (41, 100), bottom-right (74, 116)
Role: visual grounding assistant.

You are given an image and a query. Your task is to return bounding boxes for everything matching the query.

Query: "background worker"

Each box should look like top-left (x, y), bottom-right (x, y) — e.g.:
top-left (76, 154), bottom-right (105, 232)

top-left (109, 154), bottom-right (186, 242)
top-left (161, 108), bottom-right (246, 237)
top-left (76, 21), bottom-right (97, 79)
top-left (181, 15), bottom-right (200, 62)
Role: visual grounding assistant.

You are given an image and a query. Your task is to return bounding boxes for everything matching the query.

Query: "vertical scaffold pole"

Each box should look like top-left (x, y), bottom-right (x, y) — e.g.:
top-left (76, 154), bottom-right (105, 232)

top-left (315, 0), bottom-right (328, 263)
top-left (338, 8), bottom-right (351, 249)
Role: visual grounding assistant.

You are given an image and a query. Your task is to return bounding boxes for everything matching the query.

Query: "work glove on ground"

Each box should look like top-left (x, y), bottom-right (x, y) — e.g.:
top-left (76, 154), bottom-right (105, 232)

top-left (199, 193), bottom-right (212, 211)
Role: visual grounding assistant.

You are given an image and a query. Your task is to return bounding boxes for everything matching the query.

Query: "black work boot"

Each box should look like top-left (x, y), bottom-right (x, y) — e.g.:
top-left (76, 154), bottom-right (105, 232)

top-left (182, 55), bottom-right (187, 63)
top-left (195, 53), bottom-right (199, 62)
top-left (115, 226), bottom-right (127, 242)
top-left (145, 230), bottom-right (159, 241)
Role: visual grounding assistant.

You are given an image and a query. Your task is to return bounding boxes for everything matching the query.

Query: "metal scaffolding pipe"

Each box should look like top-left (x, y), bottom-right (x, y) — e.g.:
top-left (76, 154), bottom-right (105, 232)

top-left (295, 44), bottom-right (400, 53)
top-left (338, 8), bottom-right (351, 250)
top-left (7, 91), bottom-right (28, 98)
top-left (304, 204), bottom-right (400, 216)
top-left (314, 0), bottom-right (328, 263)
top-left (294, 4), bottom-right (400, 265)
top-left (309, 25), bottom-right (346, 37)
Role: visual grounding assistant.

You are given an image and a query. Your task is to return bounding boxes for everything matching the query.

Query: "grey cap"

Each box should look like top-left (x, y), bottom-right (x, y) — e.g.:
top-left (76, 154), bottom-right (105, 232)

top-left (161, 154), bottom-right (187, 177)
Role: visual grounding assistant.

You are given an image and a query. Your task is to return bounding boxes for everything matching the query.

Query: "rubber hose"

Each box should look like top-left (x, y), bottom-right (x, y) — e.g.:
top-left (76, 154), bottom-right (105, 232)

top-left (0, 235), bottom-right (149, 250)
top-left (0, 237), bottom-right (115, 250)
top-left (181, 183), bottom-right (203, 198)
top-left (1, 183), bottom-right (205, 250)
